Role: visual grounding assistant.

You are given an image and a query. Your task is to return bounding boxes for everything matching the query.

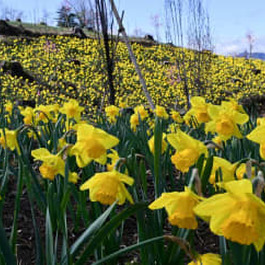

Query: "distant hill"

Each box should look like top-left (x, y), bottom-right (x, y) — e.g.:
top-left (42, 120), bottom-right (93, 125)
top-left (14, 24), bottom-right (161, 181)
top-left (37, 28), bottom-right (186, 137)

top-left (237, 52), bottom-right (265, 61)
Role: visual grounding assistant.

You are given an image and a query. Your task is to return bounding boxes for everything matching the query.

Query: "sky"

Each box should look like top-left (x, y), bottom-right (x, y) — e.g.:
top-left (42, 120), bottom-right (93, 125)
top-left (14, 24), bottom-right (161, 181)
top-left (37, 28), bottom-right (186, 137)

top-left (1, 0), bottom-right (265, 55)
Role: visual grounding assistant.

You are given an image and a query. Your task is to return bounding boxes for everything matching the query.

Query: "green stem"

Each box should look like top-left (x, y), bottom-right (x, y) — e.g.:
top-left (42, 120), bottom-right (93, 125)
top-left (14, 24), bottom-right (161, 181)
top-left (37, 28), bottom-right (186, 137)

top-left (219, 236), bottom-right (227, 264)
top-left (0, 220), bottom-right (17, 265)
top-left (9, 157), bottom-right (24, 254)
top-left (154, 118), bottom-right (162, 198)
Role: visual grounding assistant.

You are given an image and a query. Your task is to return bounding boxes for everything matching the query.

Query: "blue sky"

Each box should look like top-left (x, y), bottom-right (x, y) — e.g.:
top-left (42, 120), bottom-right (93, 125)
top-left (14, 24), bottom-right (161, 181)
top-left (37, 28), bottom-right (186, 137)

top-left (1, 0), bottom-right (265, 55)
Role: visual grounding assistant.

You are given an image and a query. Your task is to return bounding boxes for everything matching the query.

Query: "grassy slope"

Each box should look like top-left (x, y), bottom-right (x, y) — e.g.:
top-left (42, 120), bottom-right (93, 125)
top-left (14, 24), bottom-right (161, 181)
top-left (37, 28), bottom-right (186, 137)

top-left (7, 21), bottom-right (157, 45)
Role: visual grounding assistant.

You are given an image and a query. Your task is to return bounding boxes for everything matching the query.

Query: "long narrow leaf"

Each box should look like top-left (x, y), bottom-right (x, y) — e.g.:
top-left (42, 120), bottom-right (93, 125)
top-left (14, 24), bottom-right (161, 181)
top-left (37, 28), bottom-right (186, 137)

top-left (9, 158), bottom-right (24, 253)
top-left (45, 208), bottom-right (54, 265)
top-left (0, 221), bottom-right (16, 265)
top-left (75, 203), bottom-right (147, 265)
top-left (25, 171), bottom-right (44, 265)
top-left (92, 236), bottom-right (165, 265)
top-left (69, 202), bottom-right (117, 258)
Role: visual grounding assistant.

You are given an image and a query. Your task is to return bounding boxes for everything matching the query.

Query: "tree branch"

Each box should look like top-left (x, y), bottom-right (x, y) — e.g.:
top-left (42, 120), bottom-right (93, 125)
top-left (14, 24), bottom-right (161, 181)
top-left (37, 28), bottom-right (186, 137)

top-left (109, 0), bottom-right (155, 110)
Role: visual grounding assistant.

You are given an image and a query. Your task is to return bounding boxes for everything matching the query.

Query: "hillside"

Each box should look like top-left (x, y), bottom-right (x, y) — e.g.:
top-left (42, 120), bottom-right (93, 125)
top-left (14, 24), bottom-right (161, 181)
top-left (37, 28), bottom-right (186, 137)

top-left (0, 21), bottom-right (265, 116)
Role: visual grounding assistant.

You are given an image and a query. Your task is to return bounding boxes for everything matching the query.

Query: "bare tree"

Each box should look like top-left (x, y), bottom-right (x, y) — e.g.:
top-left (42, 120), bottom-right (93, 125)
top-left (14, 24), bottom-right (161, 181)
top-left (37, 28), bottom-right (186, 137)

top-left (133, 27), bottom-right (145, 38)
top-left (150, 14), bottom-right (162, 42)
top-left (246, 32), bottom-right (255, 59)
top-left (94, 0), bottom-right (117, 106)
top-left (66, 0), bottom-right (95, 29)
top-left (187, 0), bottom-right (213, 95)
top-left (164, 0), bottom-right (213, 108)
top-left (41, 9), bottom-right (50, 25)
top-left (165, 0), bottom-right (190, 108)
top-left (1, 6), bottom-right (24, 21)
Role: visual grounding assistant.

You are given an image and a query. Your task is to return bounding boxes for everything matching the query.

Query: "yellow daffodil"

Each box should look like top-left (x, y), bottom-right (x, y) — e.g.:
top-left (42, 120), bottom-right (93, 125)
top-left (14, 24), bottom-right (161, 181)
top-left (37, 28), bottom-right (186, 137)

top-left (170, 110), bottom-right (183, 123)
top-left (130, 113), bottom-right (139, 132)
top-left (31, 148), bottom-right (65, 181)
top-left (119, 101), bottom-right (127, 108)
top-left (184, 96), bottom-right (211, 124)
top-left (20, 106), bottom-right (34, 125)
top-left (34, 104), bottom-right (54, 123)
top-left (148, 133), bottom-right (167, 154)
top-left (0, 128), bottom-right (21, 155)
top-left (70, 124), bottom-right (119, 167)
top-left (154, 105), bottom-right (169, 119)
top-left (247, 124), bottom-right (265, 159)
top-left (206, 104), bottom-right (249, 141)
top-left (188, 253), bottom-right (221, 265)
top-left (167, 123), bottom-right (179, 133)
top-left (184, 110), bottom-right (193, 126)
top-left (149, 187), bottom-right (203, 229)
top-left (134, 105), bottom-right (148, 120)
top-left (4, 101), bottom-right (13, 115)
top-left (68, 172), bottom-right (80, 184)
top-left (212, 135), bottom-right (223, 147)
top-left (209, 157), bottom-right (237, 184)
top-left (167, 130), bottom-right (208, 172)
top-left (59, 99), bottom-right (84, 121)
top-left (80, 170), bottom-right (134, 205)
top-left (107, 149), bottom-right (120, 171)
top-left (194, 179), bottom-right (265, 251)
top-left (105, 105), bottom-right (120, 123)
top-left (236, 163), bottom-right (255, 180)
top-left (58, 137), bottom-right (67, 150)
top-left (257, 117), bottom-right (265, 126)
top-left (222, 98), bottom-right (246, 114)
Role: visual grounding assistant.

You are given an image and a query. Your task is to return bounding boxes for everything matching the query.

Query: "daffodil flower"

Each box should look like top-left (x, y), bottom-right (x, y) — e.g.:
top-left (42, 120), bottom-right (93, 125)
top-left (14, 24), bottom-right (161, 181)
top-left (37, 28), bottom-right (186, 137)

top-left (134, 105), bottom-right (148, 120)
top-left (247, 124), bottom-right (265, 159)
top-left (194, 179), bottom-right (265, 251)
top-left (31, 148), bottom-right (65, 181)
top-left (209, 156), bottom-right (237, 184)
top-left (4, 101), bottom-right (13, 115)
top-left (167, 130), bottom-right (208, 172)
top-left (170, 110), bottom-right (183, 123)
top-left (107, 149), bottom-right (120, 171)
top-left (154, 105), bottom-right (169, 119)
top-left (206, 103), bottom-right (249, 141)
top-left (80, 170), bottom-right (134, 205)
top-left (188, 253), bottom-right (221, 265)
top-left (105, 105), bottom-right (120, 123)
top-left (59, 99), bottom-right (84, 122)
top-left (32, 148), bottom-right (79, 183)
top-left (184, 96), bottom-right (211, 124)
top-left (0, 128), bottom-right (21, 155)
top-left (148, 133), bottom-right (167, 154)
top-left (20, 106), bottom-right (34, 125)
top-left (130, 113), bottom-right (139, 132)
top-left (70, 124), bottom-right (119, 167)
top-left (149, 187), bottom-right (203, 229)
top-left (34, 104), bottom-right (57, 123)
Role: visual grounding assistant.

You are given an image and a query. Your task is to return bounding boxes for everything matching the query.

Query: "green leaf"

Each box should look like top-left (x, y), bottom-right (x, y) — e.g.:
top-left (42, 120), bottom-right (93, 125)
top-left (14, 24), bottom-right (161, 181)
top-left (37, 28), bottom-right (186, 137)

top-left (25, 171), bottom-right (44, 265)
top-left (154, 117), bottom-right (163, 198)
top-left (45, 208), bottom-right (54, 265)
top-left (0, 220), bottom-right (16, 265)
top-left (196, 153), bottom-right (205, 176)
top-left (9, 159), bottom-right (24, 253)
top-left (201, 155), bottom-right (213, 193)
top-left (92, 236), bottom-right (165, 265)
top-left (68, 202), bottom-right (117, 259)
top-left (75, 202), bottom-right (147, 265)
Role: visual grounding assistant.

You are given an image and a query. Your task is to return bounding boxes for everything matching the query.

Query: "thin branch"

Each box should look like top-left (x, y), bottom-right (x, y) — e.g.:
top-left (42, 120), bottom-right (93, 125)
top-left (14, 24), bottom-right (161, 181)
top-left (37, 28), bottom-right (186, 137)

top-left (109, 0), bottom-right (155, 110)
